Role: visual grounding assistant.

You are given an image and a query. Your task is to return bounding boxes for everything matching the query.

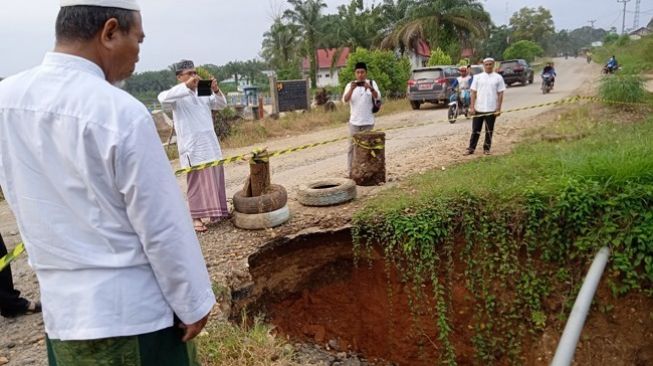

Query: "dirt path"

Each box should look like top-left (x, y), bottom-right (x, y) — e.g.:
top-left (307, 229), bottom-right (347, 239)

top-left (0, 58), bottom-right (599, 365)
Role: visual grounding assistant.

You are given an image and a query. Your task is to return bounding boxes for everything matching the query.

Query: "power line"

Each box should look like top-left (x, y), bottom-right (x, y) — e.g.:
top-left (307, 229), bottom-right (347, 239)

top-left (617, 0), bottom-right (631, 34)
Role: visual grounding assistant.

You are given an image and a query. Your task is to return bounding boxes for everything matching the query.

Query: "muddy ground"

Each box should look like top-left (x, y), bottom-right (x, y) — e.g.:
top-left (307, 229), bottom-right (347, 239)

top-left (3, 58), bottom-right (650, 365)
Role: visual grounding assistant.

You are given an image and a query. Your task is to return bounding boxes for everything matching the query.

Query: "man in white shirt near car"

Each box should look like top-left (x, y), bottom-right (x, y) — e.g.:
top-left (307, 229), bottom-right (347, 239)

top-left (342, 62), bottom-right (382, 177)
top-left (466, 57), bottom-right (506, 155)
top-left (0, 1), bottom-right (215, 364)
top-left (158, 60), bottom-right (230, 233)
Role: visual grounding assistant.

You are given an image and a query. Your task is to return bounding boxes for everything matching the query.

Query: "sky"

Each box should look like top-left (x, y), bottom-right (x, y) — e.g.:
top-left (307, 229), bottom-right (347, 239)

top-left (0, 0), bottom-right (651, 77)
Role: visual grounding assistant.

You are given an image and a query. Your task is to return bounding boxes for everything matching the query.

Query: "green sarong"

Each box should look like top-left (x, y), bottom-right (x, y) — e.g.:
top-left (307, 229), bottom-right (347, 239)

top-left (46, 326), bottom-right (200, 366)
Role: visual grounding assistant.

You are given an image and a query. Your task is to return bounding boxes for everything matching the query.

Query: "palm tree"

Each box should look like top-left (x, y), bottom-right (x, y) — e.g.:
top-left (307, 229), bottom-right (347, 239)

top-left (261, 17), bottom-right (300, 72)
top-left (380, 0), bottom-right (491, 59)
top-left (283, 0), bottom-right (327, 87)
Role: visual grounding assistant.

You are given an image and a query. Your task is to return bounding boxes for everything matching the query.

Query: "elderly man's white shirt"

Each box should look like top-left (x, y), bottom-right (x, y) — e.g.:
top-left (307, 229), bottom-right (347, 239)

top-left (0, 52), bottom-right (215, 340)
top-left (158, 84), bottom-right (227, 168)
top-left (470, 72), bottom-right (506, 112)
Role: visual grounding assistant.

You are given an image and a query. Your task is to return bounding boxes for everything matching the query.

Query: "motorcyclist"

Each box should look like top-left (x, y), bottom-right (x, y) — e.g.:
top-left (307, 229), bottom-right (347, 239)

top-left (541, 62), bottom-right (557, 89)
top-left (606, 55), bottom-right (618, 72)
top-left (450, 66), bottom-right (473, 107)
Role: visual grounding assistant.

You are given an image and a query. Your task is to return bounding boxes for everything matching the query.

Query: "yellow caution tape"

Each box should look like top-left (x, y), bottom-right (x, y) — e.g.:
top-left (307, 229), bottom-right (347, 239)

top-left (0, 242), bottom-right (25, 272)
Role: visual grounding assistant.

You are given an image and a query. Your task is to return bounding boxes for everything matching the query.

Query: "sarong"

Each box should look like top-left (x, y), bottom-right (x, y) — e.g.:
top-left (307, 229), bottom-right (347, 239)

top-left (46, 325), bottom-right (200, 366)
top-left (187, 165), bottom-right (229, 219)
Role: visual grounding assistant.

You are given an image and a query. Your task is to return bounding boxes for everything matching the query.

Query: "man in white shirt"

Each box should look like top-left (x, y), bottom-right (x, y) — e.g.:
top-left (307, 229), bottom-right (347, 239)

top-left (466, 57), bottom-right (506, 155)
top-left (158, 60), bottom-right (229, 233)
top-left (0, 1), bottom-right (215, 365)
top-left (342, 62), bottom-right (382, 176)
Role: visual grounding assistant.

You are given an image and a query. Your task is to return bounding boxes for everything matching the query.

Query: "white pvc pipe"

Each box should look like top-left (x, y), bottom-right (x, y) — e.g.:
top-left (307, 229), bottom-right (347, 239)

top-left (550, 246), bottom-right (610, 366)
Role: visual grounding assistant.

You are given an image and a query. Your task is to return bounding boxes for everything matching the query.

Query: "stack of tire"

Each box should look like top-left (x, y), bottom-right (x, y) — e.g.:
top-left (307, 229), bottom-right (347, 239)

top-left (232, 185), bottom-right (290, 230)
top-left (297, 178), bottom-right (357, 207)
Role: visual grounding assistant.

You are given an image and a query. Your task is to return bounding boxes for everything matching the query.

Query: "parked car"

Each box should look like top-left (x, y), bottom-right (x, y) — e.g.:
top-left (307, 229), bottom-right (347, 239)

top-left (497, 59), bottom-right (534, 86)
top-left (469, 64), bottom-right (484, 76)
top-left (407, 66), bottom-right (460, 110)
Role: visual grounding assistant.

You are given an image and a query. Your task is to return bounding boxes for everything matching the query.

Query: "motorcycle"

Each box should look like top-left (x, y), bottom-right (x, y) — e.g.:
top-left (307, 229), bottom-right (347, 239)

top-left (448, 89), bottom-right (471, 123)
top-left (586, 55), bottom-right (592, 64)
top-left (541, 73), bottom-right (554, 94)
top-left (602, 64), bottom-right (620, 74)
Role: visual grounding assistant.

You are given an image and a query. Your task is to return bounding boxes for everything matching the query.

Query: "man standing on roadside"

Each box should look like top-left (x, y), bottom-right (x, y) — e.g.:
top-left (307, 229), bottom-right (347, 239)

top-left (158, 60), bottom-right (230, 233)
top-left (0, 1), bottom-right (215, 364)
top-left (342, 62), bottom-right (381, 176)
top-left (0, 233), bottom-right (40, 318)
top-left (465, 57), bottom-right (506, 155)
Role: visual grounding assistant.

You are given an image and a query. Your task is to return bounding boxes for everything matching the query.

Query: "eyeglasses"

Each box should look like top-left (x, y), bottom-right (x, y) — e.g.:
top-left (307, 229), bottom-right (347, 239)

top-left (181, 70), bottom-right (197, 76)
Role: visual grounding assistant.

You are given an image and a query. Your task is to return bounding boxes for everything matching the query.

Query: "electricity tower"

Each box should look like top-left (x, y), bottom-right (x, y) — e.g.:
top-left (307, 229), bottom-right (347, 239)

top-left (588, 19), bottom-right (597, 29)
top-left (633, 0), bottom-right (641, 30)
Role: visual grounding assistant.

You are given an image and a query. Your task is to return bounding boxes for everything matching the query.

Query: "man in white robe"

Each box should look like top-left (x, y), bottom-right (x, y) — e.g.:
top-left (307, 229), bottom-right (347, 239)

top-left (158, 60), bottom-right (230, 233)
top-left (0, 1), bottom-right (215, 364)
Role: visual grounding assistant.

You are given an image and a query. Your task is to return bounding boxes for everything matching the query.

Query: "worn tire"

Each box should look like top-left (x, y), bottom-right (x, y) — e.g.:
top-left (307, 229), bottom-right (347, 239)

top-left (233, 184), bottom-right (287, 214)
top-left (297, 178), bottom-right (357, 207)
top-left (233, 205), bottom-right (290, 230)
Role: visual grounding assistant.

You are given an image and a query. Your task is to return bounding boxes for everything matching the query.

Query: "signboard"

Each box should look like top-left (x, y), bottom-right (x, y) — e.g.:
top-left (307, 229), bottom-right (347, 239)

top-left (269, 77), bottom-right (311, 114)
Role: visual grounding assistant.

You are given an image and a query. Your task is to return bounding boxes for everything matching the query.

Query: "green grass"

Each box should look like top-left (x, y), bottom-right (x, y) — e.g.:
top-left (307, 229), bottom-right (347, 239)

top-left (360, 111), bottom-right (653, 217)
top-left (599, 74), bottom-right (648, 104)
top-left (197, 314), bottom-right (298, 366)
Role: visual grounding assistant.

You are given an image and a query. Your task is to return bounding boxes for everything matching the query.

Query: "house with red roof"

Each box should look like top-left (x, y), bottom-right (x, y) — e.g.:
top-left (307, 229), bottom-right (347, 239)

top-left (407, 39), bottom-right (431, 69)
top-left (302, 47), bottom-right (351, 88)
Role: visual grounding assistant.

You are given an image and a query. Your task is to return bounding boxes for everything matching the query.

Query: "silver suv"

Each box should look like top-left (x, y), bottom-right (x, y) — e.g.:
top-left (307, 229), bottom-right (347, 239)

top-left (407, 66), bottom-right (460, 110)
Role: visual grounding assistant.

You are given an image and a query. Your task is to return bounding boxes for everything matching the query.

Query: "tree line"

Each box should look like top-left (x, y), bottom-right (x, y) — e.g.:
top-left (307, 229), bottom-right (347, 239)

top-left (124, 0), bottom-right (613, 101)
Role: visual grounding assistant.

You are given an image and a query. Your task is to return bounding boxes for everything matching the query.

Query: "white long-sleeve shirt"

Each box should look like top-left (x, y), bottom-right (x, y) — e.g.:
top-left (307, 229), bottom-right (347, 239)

top-left (0, 52), bottom-right (215, 340)
top-left (158, 83), bottom-right (227, 168)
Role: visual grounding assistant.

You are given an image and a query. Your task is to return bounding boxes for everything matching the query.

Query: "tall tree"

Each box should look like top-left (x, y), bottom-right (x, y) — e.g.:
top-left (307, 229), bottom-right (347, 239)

top-left (379, 0), bottom-right (491, 60)
top-left (332, 0), bottom-right (379, 50)
top-left (284, 0), bottom-right (327, 87)
top-left (509, 6), bottom-right (555, 48)
top-left (480, 25), bottom-right (512, 60)
top-left (261, 17), bottom-right (300, 72)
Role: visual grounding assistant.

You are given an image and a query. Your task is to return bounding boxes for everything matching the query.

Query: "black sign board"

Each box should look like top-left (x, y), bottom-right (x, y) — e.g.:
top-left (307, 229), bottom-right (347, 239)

top-left (276, 80), bottom-right (308, 112)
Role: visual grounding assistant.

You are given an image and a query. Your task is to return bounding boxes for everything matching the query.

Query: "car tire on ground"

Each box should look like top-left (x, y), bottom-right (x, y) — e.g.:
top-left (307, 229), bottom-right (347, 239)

top-left (233, 184), bottom-right (287, 214)
top-left (410, 101), bottom-right (420, 110)
top-left (233, 204), bottom-right (290, 230)
top-left (297, 178), bottom-right (357, 206)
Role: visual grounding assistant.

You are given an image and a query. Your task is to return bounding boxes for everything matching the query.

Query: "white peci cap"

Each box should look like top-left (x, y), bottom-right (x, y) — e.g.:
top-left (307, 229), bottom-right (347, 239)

top-left (483, 57), bottom-right (495, 63)
top-left (60, 0), bottom-right (140, 11)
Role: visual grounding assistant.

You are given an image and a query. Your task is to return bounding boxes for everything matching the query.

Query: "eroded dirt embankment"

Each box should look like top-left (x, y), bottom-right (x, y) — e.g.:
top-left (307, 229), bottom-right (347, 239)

top-left (235, 228), bottom-right (653, 366)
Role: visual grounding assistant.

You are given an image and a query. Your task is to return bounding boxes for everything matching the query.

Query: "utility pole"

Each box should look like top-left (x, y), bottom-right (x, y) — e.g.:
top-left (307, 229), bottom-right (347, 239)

top-left (588, 19), bottom-right (597, 29)
top-left (617, 0), bottom-right (631, 35)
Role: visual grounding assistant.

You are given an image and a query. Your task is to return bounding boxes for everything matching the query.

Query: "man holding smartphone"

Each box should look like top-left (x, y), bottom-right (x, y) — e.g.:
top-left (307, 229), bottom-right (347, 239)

top-left (158, 60), bottom-right (230, 233)
top-left (342, 62), bottom-right (381, 176)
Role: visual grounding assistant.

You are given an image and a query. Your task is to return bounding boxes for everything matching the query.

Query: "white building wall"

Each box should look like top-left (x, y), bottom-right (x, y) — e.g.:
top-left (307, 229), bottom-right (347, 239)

top-left (316, 68), bottom-right (341, 88)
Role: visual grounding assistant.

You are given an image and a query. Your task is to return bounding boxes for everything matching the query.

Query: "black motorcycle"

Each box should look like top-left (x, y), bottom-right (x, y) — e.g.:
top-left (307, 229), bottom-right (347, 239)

top-left (541, 73), bottom-right (554, 94)
top-left (602, 64), bottom-right (620, 74)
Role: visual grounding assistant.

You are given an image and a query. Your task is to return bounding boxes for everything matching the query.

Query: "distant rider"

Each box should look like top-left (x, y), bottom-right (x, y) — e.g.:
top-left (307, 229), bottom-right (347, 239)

top-left (451, 66), bottom-right (473, 106)
top-left (541, 62), bottom-right (557, 89)
top-left (606, 55), bottom-right (618, 72)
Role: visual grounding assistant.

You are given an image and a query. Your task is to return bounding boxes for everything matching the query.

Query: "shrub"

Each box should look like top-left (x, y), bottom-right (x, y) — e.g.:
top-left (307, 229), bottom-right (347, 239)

top-left (599, 74), bottom-right (647, 104)
top-left (338, 47), bottom-right (411, 97)
top-left (503, 40), bottom-right (544, 62)
top-left (427, 47), bottom-right (453, 66)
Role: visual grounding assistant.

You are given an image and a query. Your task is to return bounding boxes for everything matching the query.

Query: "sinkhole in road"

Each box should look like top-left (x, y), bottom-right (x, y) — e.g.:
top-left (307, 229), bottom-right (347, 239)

top-left (230, 227), bottom-right (478, 365)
